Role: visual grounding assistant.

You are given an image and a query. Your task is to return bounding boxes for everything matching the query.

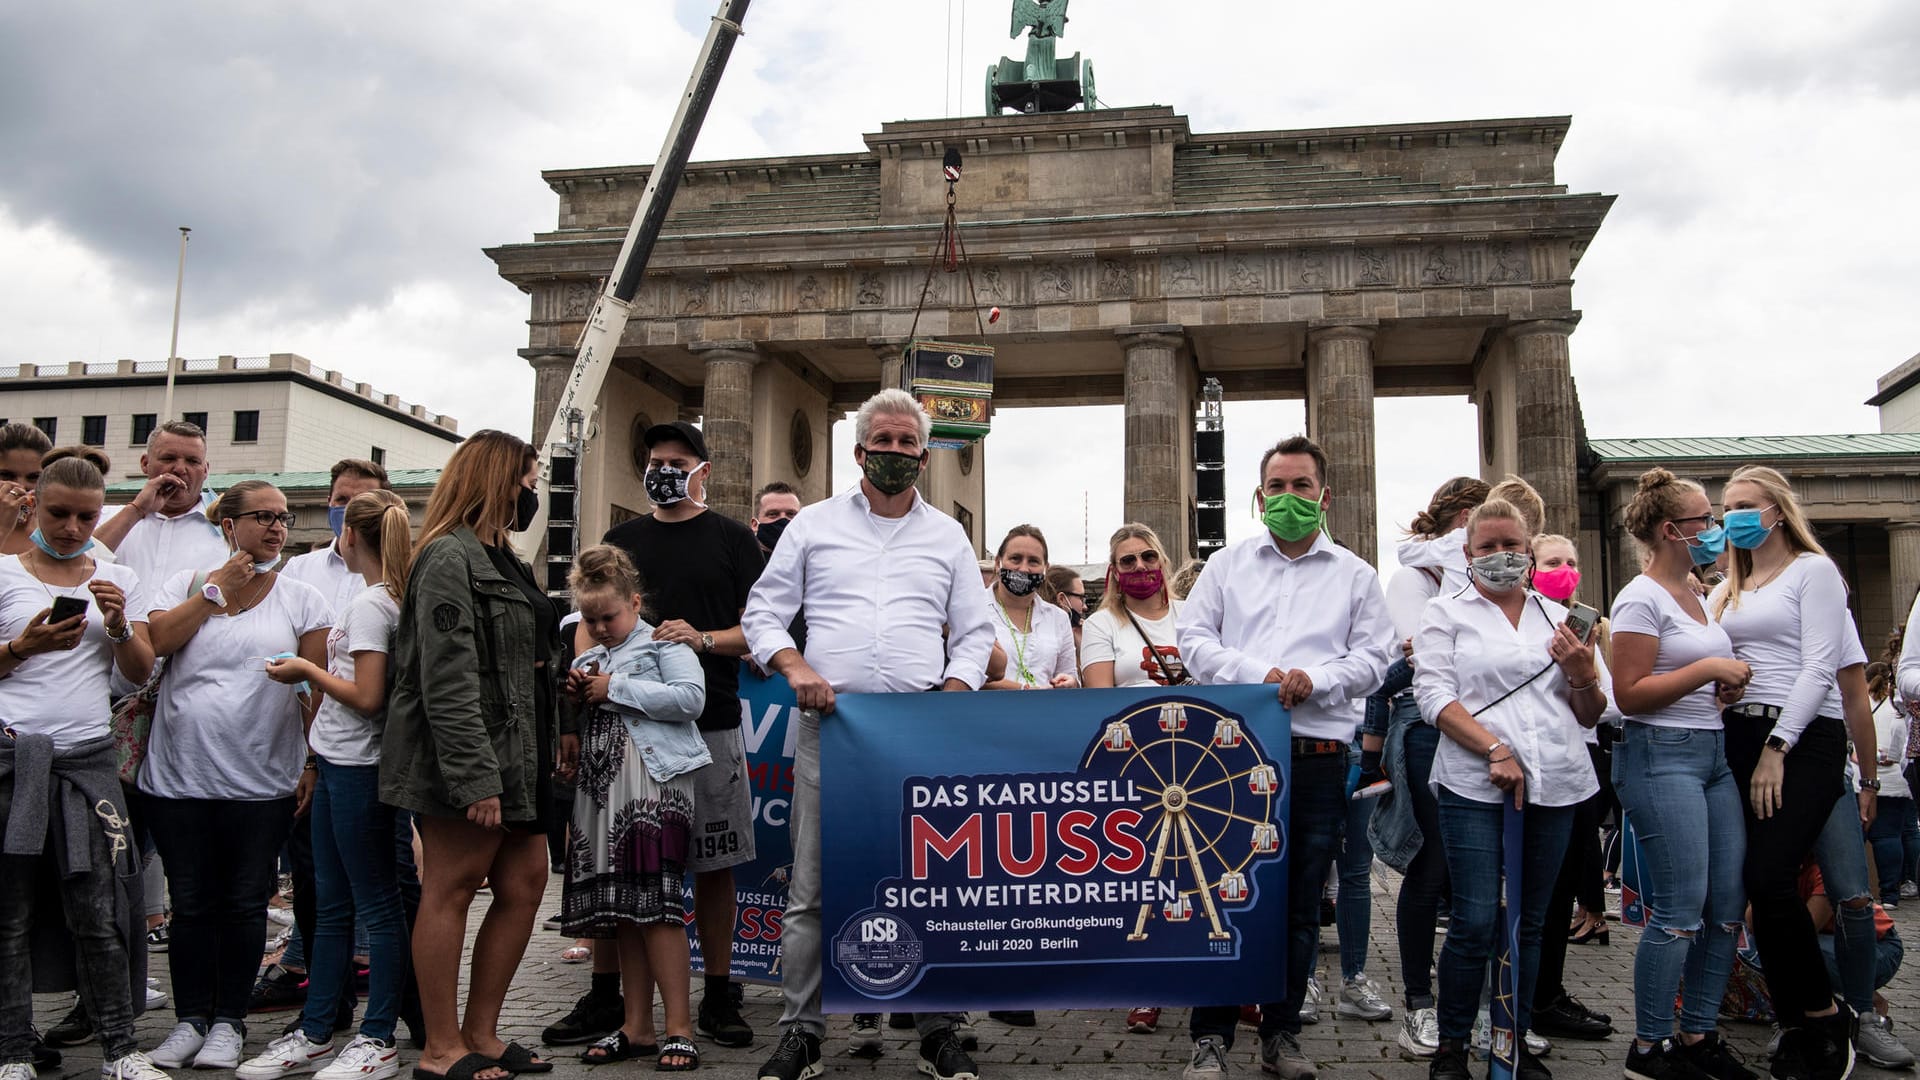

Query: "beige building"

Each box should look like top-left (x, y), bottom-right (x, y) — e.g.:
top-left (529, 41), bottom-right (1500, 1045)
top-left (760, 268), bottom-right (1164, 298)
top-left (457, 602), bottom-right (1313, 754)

top-left (0, 353), bottom-right (460, 479)
top-left (1869, 351), bottom-right (1920, 434)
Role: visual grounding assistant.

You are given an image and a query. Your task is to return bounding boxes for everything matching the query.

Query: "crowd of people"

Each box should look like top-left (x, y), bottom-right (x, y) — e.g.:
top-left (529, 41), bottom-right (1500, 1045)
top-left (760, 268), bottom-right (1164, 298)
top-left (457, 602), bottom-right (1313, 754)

top-left (2, 386), bottom-right (1919, 1080)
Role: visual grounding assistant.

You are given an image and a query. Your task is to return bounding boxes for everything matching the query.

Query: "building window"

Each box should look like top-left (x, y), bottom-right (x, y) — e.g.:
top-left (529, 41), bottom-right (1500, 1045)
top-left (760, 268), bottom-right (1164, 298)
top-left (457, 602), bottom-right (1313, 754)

top-left (370, 446), bottom-right (386, 467)
top-left (182, 411), bottom-right (207, 433)
top-left (233, 410), bottom-right (260, 443)
top-left (33, 417), bottom-right (56, 441)
top-left (82, 416), bottom-right (107, 446)
top-left (131, 414), bottom-right (157, 445)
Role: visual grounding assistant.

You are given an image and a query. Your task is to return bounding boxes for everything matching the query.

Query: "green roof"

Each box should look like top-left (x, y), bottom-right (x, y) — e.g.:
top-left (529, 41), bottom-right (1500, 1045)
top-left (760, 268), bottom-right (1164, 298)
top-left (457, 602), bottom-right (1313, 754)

top-left (1587, 434), bottom-right (1920, 462)
top-left (105, 469), bottom-right (441, 495)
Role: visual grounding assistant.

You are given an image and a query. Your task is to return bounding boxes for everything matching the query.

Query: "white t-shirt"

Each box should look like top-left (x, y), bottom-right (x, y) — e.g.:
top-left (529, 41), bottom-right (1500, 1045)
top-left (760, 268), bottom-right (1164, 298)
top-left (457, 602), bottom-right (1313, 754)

top-left (1081, 601), bottom-right (1185, 688)
top-left (985, 587), bottom-right (1079, 688)
top-left (307, 583), bottom-right (399, 767)
top-left (1609, 574), bottom-right (1733, 730)
top-left (1385, 565), bottom-right (1445, 641)
top-left (280, 541), bottom-right (365, 620)
top-left (1873, 696), bottom-right (1912, 800)
top-left (0, 556), bottom-right (144, 749)
top-left (1714, 553), bottom-right (1851, 744)
top-left (139, 569), bottom-right (332, 801)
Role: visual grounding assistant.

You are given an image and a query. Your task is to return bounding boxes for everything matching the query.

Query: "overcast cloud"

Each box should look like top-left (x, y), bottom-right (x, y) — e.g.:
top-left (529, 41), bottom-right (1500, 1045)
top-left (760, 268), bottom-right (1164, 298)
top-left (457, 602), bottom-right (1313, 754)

top-left (3, 1), bottom-right (1916, 568)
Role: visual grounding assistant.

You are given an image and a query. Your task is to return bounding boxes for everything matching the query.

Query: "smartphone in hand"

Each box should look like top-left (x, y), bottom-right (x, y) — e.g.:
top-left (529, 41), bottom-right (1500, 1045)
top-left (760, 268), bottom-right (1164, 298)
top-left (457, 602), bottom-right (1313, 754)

top-left (1563, 602), bottom-right (1601, 644)
top-left (49, 595), bottom-right (89, 624)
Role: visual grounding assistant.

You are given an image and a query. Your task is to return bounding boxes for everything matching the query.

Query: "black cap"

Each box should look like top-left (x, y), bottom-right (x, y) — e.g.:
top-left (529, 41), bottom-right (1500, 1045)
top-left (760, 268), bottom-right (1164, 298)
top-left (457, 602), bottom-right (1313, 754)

top-left (643, 421), bottom-right (708, 461)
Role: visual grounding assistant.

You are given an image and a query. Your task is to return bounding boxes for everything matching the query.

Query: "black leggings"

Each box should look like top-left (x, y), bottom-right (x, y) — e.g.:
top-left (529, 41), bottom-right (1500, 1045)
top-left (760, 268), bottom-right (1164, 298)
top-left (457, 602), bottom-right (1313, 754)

top-left (1396, 720), bottom-right (1449, 1009)
top-left (1724, 714), bottom-right (1847, 1028)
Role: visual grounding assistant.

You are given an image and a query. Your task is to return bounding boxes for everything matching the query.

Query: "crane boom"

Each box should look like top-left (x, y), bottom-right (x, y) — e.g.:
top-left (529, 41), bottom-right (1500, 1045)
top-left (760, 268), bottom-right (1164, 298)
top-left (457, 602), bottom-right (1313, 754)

top-left (514, 0), bottom-right (752, 562)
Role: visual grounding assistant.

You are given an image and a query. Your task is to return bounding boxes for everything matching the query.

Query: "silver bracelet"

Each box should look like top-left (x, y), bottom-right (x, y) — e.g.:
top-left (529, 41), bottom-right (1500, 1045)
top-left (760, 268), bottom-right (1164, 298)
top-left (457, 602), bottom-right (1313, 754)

top-left (106, 622), bottom-right (134, 644)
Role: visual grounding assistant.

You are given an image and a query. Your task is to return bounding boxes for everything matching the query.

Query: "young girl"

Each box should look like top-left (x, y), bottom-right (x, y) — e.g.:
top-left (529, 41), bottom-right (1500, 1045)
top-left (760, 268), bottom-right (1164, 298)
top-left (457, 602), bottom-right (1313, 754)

top-left (562, 545), bottom-right (708, 1072)
top-left (240, 490), bottom-right (413, 1080)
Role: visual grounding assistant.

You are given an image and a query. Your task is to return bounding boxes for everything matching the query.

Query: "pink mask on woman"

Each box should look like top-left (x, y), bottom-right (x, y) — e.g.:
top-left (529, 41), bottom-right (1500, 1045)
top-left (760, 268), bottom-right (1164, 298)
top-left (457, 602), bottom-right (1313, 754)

top-left (1115, 567), bottom-right (1165, 600)
top-left (1532, 565), bottom-right (1580, 602)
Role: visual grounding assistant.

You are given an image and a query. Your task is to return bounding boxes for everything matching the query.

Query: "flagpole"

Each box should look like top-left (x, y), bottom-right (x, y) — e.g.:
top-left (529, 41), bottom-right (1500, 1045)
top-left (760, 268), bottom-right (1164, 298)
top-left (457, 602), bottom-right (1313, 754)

top-left (161, 226), bottom-right (191, 420)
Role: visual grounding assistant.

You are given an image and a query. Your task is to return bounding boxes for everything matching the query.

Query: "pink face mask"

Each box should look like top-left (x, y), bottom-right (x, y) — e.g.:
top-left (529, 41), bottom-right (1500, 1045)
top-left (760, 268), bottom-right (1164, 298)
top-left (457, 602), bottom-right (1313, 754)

top-left (1114, 567), bottom-right (1165, 600)
top-left (1532, 565), bottom-right (1580, 602)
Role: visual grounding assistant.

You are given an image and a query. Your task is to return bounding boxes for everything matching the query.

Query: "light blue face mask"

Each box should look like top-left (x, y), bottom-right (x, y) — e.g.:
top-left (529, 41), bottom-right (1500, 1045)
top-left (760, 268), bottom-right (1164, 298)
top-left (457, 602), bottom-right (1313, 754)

top-left (1686, 524), bottom-right (1727, 567)
top-left (327, 505), bottom-right (347, 537)
top-left (29, 529), bottom-right (93, 561)
top-left (1724, 507), bottom-right (1776, 551)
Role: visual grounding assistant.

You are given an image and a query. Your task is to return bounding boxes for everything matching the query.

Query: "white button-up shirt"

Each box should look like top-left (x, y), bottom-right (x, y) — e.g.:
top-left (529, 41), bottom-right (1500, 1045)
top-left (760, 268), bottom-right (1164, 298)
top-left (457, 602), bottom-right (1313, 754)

top-left (280, 539), bottom-right (363, 620)
top-left (1177, 530), bottom-right (1394, 741)
top-left (984, 586), bottom-right (1079, 688)
top-left (98, 491), bottom-right (230, 588)
top-left (743, 486), bottom-right (995, 694)
top-left (1414, 585), bottom-right (1603, 807)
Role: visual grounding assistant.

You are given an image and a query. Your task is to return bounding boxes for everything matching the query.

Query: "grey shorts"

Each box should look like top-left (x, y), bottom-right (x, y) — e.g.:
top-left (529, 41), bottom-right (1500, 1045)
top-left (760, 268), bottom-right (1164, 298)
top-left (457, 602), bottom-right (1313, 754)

top-left (688, 725), bottom-right (757, 873)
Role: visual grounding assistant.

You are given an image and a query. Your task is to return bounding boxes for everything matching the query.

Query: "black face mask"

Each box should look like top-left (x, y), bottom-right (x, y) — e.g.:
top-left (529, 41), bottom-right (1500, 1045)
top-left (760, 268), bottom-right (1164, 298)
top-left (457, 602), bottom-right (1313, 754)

top-left (1067, 607), bottom-right (1083, 629)
top-left (756, 518), bottom-right (790, 552)
top-left (513, 486), bottom-right (541, 532)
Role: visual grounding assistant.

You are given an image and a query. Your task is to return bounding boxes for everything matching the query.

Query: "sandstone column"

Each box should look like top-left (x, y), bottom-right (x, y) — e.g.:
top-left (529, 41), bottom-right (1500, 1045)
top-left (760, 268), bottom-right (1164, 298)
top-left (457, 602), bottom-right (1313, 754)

top-left (523, 350), bottom-right (576, 441)
top-left (869, 337), bottom-right (908, 391)
top-left (1119, 325), bottom-right (1192, 559)
top-left (1507, 320), bottom-right (1581, 537)
top-left (689, 340), bottom-right (761, 524)
top-left (1891, 523), bottom-right (1920, 628)
top-left (1306, 323), bottom-right (1380, 567)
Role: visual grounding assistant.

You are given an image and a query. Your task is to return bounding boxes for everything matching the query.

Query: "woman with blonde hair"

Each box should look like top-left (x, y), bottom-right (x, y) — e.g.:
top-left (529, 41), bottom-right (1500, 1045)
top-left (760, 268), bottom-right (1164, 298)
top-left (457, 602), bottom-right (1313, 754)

top-left (1712, 465), bottom-right (1857, 1079)
top-left (1080, 523), bottom-right (1188, 690)
top-left (239, 490), bottom-right (415, 1080)
top-left (380, 431), bottom-right (567, 1080)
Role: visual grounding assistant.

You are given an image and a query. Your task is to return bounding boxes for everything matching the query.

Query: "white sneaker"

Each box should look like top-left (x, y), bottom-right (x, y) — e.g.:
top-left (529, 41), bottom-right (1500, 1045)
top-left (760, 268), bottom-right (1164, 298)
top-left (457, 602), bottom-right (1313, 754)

top-left (1299, 977), bottom-right (1323, 1025)
top-left (235, 1030), bottom-right (333, 1079)
top-left (1398, 1007), bottom-right (1439, 1058)
top-left (193, 1023), bottom-right (247, 1071)
top-left (315, 1036), bottom-right (399, 1080)
top-left (1336, 974), bottom-right (1394, 1021)
top-left (103, 1050), bottom-right (172, 1080)
top-left (150, 1024), bottom-right (207, 1069)
top-left (266, 907), bottom-right (297, 928)
top-left (0, 1062), bottom-right (37, 1080)
top-left (147, 978), bottom-right (170, 1010)
top-left (1902, 881), bottom-right (1918, 900)
top-left (1471, 1010), bottom-right (1549, 1056)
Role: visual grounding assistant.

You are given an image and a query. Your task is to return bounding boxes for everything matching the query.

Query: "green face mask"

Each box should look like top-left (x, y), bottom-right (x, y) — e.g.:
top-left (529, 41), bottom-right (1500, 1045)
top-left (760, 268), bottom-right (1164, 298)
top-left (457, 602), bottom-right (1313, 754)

top-left (1256, 491), bottom-right (1325, 543)
top-left (860, 448), bottom-right (923, 496)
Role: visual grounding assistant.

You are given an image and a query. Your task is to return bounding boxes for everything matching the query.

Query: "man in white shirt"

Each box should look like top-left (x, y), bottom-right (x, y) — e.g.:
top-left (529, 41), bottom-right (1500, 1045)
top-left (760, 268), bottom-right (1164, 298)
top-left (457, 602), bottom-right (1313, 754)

top-left (1176, 435), bottom-right (1395, 1080)
top-left (94, 421), bottom-right (227, 587)
top-left (280, 459), bottom-right (391, 617)
top-left (742, 389), bottom-right (996, 1080)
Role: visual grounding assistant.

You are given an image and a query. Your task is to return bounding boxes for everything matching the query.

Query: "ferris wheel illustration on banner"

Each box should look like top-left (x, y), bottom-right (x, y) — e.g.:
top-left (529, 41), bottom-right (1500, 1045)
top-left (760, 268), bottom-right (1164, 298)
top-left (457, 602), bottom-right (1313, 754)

top-left (1080, 698), bottom-right (1284, 942)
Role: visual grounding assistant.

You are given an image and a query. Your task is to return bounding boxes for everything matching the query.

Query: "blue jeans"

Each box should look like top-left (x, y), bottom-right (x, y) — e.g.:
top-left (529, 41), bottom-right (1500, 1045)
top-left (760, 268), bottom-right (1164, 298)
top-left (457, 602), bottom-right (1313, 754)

top-left (1868, 796), bottom-right (1920, 904)
top-left (1337, 748), bottom-right (1374, 982)
top-left (1191, 749), bottom-right (1347, 1045)
top-left (1433, 789), bottom-right (1572, 1042)
top-left (1611, 724), bottom-right (1746, 1041)
top-left (301, 760), bottom-right (408, 1045)
top-left (1819, 926), bottom-right (1902, 994)
top-left (1812, 785), bottom-right (1877, 1016)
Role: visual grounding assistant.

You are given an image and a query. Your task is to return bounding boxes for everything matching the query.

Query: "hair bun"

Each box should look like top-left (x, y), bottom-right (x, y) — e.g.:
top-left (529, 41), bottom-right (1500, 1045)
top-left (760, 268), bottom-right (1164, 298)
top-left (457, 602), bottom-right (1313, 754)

top-left (1636, 467), bottom-right (1676, 495)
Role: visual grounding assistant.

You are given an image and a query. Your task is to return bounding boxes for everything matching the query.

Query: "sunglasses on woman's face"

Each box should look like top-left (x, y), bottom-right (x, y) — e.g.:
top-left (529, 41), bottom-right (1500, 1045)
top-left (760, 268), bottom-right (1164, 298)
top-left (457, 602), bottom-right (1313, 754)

top-left (1116, 550), bottom-right (1161, 571)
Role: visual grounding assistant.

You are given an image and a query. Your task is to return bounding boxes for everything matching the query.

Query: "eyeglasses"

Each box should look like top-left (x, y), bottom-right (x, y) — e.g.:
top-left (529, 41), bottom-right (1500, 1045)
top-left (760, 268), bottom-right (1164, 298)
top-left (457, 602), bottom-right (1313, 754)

top-left (1063, 591), bottom-right (1088, 603)
top-left (1671, 513), bottom-right (1718, 528)
top-left (234, 510), bottom-right (296, 529)
top-left (1115, 550), bottom-right (1161, 570)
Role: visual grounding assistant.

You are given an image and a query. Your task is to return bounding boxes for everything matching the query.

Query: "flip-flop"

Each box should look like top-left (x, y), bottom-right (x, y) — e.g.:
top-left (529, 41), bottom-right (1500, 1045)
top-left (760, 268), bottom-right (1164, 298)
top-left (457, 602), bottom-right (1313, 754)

top-left (560, 946), bottom-right (592, 963)
top-left (411, 1052), bottom-right (509, 1080)
top-left (655, 1036), bottom-right (699, 1072)
top-left (493, 1042), bottom-right (554, 1074)
top-left (581, 1031), bottom-right (658, 1064)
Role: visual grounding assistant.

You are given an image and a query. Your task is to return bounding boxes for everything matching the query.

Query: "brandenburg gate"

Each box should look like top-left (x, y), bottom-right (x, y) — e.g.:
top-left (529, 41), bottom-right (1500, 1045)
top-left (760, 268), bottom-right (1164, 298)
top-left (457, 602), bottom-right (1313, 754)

top-left (486, 104), bottom-right (1613, 566)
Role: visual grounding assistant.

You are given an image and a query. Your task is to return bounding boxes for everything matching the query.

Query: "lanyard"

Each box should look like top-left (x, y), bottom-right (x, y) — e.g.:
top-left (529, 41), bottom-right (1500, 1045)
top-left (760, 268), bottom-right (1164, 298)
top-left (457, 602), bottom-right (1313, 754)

top-left (994, 599), bottom-right (1037, 686)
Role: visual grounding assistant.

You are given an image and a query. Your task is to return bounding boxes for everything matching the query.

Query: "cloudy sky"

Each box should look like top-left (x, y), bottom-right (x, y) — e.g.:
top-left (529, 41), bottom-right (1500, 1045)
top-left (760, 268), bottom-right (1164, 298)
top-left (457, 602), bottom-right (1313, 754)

top-left (3, 1), bottom-right (1917, 569)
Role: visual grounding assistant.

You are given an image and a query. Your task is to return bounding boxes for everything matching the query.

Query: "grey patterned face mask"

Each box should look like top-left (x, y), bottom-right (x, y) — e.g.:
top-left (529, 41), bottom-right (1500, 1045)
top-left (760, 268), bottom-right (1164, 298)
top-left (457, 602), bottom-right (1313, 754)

top-left (998, 568), bottom-right (1042, 597)
top-left (1469, 551), bottom-right (1532, 592)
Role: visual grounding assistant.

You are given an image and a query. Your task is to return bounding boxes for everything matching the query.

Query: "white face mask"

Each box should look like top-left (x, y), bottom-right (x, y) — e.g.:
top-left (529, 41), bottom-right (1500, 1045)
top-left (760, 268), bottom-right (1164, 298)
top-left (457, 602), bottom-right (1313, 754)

top-left (1469, 551), bottom-right (1532, 592)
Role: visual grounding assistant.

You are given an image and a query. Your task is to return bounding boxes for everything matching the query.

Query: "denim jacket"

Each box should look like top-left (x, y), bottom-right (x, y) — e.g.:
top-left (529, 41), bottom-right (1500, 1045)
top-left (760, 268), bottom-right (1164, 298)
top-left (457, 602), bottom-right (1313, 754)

top-left (575, 622), bottom-right (710, 783)
top-left (1366, 691), bottom-right (1425, 871)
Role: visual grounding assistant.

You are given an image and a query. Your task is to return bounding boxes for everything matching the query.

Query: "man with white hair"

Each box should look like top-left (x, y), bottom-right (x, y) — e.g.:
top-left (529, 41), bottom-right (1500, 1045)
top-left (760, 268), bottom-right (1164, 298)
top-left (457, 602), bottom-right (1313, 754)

top-left (743, 388), bottom-right (997, 1080)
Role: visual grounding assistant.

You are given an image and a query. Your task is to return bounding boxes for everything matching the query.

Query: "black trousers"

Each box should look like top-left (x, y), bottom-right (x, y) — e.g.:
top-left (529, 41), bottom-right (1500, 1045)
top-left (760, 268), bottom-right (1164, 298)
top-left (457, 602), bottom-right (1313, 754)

top-left (1724, 714), bottom-right (1847, 1028)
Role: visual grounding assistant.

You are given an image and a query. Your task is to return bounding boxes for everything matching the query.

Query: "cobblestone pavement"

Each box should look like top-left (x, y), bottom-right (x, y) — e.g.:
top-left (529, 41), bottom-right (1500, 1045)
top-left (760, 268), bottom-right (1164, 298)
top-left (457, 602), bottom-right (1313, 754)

top-left (34, 867), bottom-right (1920, 1079)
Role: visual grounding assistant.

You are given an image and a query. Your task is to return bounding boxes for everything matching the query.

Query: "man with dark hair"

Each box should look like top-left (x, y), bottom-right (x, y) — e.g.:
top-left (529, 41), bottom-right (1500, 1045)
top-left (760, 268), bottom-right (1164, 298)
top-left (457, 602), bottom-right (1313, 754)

top-left (751, 482), bottom-right (803, 556)
top-left (543, 421), bottom-right (764, 1051)
top-left (1176, 434), bottom-right (1394, 1080)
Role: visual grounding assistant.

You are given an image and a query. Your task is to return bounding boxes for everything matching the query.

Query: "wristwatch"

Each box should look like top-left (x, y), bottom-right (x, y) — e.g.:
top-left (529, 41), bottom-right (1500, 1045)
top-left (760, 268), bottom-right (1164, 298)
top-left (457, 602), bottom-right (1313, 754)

top-left (1764, 734), bottom-right (1792, 754)
top-left (1485, 739), bottom-right (1505, 762)
top-left (201, 581), bottom-right (227, 608)
top-left (1861, 777), bottom-right (1882, 792)
top-left (699, 632), bottom-right (715, 654)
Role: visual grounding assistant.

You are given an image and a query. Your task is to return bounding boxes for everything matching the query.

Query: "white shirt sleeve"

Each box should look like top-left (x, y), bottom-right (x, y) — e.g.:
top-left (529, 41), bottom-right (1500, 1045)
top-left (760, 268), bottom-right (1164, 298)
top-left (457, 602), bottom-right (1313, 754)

top-left (742, 513), bottom-right (807, 666)
top-left (1412, 600), bottom-right (1462, 726)
top-left (1385, 567), bottom-right (1440, 642)
top-left (940, 537), bottom-right (996, 690)
top-left (1299, 567), bottom-right (1395, 711)
top-left (1079, 610), bottom-right (1119, 670)
top-left (1902, 590), bottom-right (1920, 706)
top-left (1777, 557), bottom-right (1847, 746)
top-left (1176, 552), bottom-right (1271, 686)
top-left (1051, 614), bottom-right (1080, 686)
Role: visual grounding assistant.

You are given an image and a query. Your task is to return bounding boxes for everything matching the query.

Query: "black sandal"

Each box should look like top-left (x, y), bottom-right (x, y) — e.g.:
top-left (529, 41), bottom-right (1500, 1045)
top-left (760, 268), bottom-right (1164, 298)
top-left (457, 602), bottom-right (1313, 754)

top-left (412, 1053), bottom-right (509, 1080)
top-left (582, 1031), bottom-right (652, 1065)
top-left (493, 1042), bottom-right (553, 1074)
top-left (656, 1036), bottom-right (699, 1072)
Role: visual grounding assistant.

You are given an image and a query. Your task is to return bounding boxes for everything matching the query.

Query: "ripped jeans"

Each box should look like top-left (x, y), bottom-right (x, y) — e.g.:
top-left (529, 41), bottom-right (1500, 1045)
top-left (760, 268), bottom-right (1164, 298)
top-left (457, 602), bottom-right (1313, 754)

top-left (1612, 723), bottom-right (1746, 1042)
top-left (1812, 782), bottom-right (1879, 1016)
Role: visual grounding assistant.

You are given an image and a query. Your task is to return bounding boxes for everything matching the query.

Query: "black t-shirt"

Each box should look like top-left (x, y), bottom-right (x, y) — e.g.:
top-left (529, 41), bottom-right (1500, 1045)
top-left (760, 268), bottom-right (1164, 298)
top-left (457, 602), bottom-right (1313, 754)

top-left (603, 510), bottom-right (763, 732)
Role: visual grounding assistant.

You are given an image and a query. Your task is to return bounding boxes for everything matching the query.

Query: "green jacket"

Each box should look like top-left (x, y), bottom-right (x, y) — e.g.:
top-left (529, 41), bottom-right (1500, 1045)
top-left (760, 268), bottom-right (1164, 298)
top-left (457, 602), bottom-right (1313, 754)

top-left (380, 527), bottom-right (552, 820)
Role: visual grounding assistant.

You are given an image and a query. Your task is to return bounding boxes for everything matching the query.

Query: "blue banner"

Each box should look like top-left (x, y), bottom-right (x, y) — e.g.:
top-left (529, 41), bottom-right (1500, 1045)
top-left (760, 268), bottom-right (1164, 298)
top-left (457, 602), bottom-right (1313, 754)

top-left (820, 685), bottom-right (1291, 1012)
top-left (685, 666), bottom-right (798, 983)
